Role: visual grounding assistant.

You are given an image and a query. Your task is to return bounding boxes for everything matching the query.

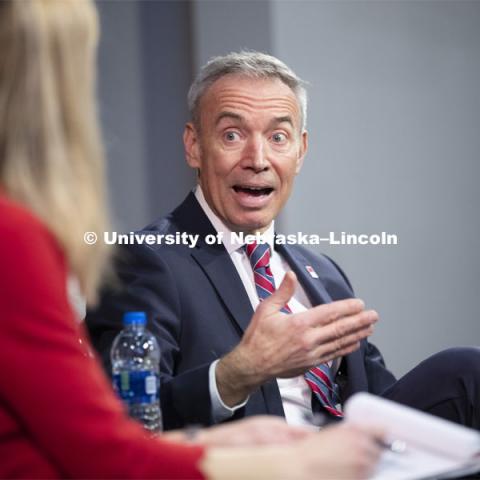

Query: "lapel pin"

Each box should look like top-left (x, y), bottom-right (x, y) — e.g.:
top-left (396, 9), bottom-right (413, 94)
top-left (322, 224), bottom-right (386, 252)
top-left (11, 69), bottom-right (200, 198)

top-left (305, 265), bottom-right (319, 279)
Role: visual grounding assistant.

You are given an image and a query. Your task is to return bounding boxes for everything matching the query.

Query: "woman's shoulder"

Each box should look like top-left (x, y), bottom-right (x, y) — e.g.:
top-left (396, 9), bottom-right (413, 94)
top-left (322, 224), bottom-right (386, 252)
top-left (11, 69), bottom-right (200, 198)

top-left (0, 194), bottom-right (54, 246)
top-left (0, 193), bottom-right (64, 275)
top-left (0, 193), bottom-right (68, 307)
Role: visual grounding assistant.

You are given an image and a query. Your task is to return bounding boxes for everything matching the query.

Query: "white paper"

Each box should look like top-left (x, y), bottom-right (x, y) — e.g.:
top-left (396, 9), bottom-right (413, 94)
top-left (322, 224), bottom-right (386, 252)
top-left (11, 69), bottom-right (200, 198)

top-left (344, 393), bottom-right (480, 480)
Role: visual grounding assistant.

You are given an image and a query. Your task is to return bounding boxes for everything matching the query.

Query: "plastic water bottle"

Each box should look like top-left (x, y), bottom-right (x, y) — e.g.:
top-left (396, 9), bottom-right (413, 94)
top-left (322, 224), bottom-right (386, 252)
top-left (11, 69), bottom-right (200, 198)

top-left (111, 311), bottom-right (162, 433)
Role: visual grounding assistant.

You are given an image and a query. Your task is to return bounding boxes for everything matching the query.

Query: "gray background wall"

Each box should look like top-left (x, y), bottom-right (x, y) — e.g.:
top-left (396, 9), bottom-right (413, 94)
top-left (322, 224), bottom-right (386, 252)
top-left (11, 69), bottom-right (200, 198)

top-left (96, 0), bottom-right (480, 377)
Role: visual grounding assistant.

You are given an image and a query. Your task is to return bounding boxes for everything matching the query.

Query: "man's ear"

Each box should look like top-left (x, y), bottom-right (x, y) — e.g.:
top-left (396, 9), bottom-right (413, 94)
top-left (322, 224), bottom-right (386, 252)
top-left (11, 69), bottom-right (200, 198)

top-left (184, 122), bottom-right (201, 169)
top-left (295, 130), bottom-right (308, 174)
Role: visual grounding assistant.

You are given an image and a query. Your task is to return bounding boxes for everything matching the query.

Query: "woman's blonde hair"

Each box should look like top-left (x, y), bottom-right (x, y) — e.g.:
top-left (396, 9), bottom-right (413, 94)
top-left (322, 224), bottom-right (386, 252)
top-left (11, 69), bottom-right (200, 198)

top-left (0, 0), bottom-right (110, 304)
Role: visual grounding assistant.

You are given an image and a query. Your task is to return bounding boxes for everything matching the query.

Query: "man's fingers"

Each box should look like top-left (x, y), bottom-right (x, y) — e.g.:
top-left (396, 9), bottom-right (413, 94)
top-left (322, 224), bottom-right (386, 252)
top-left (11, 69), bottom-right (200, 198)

top-left (303, 298), bottom-right (365, 328)
top-left (311, 309), bottom-right (378, 346)
top-left (302, 310), bottom-right (378, 364)
top-left (309, 320), bottom-right (376, 363)
top-left (257, 271), bottom-right (297, 316)
top-left (310, 334), bottom-right (362, 364)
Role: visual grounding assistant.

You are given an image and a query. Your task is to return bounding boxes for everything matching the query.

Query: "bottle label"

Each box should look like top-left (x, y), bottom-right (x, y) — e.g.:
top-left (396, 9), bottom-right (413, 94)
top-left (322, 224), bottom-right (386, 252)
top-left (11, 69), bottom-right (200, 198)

top-left (113, 370), bottom-right (159, 405)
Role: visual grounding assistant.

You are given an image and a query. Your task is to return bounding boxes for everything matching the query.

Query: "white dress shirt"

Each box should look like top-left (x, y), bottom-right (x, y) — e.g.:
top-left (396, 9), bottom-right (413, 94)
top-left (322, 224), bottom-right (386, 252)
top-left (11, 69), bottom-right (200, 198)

top-left (195, 186), bottom-right (323, 427)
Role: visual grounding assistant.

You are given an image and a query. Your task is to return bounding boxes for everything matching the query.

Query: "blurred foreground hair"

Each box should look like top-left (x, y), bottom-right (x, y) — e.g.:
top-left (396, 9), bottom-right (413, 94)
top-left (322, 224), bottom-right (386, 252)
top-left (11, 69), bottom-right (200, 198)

top-left (0, 0), bottom-right (110, 304)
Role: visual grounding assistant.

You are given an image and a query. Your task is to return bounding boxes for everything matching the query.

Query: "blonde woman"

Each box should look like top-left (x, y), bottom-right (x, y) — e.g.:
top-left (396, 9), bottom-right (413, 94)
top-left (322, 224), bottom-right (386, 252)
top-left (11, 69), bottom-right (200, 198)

top-left (0, 0), bottom-right (383, 478)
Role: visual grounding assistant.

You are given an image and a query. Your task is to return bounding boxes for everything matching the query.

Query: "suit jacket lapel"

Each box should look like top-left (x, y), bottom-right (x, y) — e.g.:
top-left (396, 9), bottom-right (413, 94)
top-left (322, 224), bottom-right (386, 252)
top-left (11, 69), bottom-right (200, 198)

top-left (276, 243), bottom-right (334, 306)
top-left (172, 193), bottom-right (254, 334)
top-left (191, 245), bottom-right (254, 333)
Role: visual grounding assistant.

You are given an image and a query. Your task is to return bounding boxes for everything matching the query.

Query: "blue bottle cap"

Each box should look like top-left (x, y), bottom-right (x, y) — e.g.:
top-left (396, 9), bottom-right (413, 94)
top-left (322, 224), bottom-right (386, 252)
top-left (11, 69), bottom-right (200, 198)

top-left (123, 311), bottom-right (147, 326)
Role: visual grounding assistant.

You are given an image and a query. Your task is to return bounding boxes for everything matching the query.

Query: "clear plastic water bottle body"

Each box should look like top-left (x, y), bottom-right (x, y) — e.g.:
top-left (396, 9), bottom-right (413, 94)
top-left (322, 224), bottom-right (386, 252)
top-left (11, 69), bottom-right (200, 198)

top-left (111, 312), bottom-right (162, 433)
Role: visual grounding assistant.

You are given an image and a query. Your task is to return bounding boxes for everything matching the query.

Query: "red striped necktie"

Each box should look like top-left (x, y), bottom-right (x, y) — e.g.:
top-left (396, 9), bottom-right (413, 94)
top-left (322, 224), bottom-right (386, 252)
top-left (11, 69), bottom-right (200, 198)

top-left (245, 240), bottom-right (343, 418)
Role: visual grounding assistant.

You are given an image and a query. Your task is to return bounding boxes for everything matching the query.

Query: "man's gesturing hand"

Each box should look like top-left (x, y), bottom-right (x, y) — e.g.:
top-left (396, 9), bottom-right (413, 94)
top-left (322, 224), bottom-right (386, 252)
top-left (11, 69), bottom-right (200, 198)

top-left (216, 271), bottom-right (378, 407)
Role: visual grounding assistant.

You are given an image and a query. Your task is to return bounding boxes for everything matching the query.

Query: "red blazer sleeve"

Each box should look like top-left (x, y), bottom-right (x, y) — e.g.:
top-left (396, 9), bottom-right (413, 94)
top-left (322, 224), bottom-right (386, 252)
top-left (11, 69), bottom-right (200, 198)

top-left (0, 199), bottom-right (205, 479)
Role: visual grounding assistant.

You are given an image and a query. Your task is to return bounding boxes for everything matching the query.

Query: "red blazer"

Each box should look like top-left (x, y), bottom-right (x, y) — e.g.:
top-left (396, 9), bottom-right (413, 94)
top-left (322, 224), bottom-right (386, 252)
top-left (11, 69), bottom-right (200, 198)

top-left (0, 194), bottom-right (204, 479)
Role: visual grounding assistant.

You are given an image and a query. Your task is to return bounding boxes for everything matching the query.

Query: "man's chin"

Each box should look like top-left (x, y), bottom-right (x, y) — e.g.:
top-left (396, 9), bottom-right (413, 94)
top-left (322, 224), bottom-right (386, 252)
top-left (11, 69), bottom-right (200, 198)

top-left (228, 218), bottom-right (273, 235)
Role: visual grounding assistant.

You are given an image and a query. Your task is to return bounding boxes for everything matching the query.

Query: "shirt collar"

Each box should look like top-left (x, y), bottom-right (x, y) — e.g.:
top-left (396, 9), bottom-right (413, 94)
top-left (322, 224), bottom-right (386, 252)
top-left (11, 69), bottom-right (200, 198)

top-left (194, 185), bottom-right (275, 255)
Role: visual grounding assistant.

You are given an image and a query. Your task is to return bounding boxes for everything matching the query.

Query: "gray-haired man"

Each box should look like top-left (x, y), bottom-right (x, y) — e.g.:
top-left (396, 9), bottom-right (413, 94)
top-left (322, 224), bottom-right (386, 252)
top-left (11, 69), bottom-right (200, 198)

top-left (87, 51), bottom-right (480, 431)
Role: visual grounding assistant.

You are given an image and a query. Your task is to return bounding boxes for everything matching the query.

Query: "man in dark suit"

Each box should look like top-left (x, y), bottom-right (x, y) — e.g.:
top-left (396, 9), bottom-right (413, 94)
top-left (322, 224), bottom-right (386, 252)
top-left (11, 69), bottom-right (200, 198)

top-left (87, 51), bottom-right (479, 431)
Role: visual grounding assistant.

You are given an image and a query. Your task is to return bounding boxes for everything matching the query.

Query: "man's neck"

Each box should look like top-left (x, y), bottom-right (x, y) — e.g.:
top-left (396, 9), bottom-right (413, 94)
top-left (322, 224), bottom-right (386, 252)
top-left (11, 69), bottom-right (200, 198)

top-left (193, 185), bottom-right (275, 253)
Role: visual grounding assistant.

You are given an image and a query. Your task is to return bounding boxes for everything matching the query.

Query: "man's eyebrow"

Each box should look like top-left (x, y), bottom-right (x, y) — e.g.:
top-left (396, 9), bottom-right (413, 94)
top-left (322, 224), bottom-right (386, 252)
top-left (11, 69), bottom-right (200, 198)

top-left (271, 115), bottom-right (294, 127)
top-left (215, 111), bottom-right (244, 126)
top-left (214, 112), bottom-right (296, 128)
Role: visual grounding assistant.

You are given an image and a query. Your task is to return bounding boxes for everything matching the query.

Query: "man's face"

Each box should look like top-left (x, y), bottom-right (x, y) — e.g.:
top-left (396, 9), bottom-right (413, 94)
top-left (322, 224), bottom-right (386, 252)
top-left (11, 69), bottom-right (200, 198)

top-left (184, 74), bottom-right (308, 234)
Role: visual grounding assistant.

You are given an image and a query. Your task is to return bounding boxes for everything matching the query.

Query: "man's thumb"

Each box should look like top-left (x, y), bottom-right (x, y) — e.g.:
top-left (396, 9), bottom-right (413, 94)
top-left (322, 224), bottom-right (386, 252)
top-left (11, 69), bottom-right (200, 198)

top-left (259, 271), bottom-right (297, 315)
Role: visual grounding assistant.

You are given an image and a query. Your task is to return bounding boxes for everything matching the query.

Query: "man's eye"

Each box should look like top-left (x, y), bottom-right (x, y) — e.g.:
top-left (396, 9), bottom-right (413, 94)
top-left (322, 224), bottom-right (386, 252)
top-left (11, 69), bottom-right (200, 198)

top-left (272, 132), bottom-right (287, 143)
top-left (224, 131), bottom-right (240, 142)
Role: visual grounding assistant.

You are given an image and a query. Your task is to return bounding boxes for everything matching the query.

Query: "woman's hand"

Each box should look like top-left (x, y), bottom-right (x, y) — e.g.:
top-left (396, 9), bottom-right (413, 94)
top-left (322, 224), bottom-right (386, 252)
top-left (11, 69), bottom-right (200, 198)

top-left (201, 423), bottom-right (384, 480)
top-left (195, 415), bottom-right (312, 446)
top-left (163, 415), bottom-right (311, 446)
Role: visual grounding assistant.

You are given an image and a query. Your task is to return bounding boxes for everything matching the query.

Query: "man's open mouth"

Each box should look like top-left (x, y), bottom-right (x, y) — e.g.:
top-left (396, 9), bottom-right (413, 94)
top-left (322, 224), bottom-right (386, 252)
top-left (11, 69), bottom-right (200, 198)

top-left (232, 185), bottom-right (274, 197)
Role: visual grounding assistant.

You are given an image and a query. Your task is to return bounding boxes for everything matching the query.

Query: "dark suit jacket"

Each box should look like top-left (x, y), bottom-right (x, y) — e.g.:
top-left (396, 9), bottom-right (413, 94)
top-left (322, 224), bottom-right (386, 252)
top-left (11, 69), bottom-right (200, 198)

top-left (86, 193), bottom-right (396, 429)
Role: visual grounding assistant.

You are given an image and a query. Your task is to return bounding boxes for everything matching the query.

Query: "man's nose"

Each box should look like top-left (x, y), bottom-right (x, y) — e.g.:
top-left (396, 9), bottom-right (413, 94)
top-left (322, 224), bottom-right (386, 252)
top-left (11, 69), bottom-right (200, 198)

top-left (241, 136), bottom-right (269, 172)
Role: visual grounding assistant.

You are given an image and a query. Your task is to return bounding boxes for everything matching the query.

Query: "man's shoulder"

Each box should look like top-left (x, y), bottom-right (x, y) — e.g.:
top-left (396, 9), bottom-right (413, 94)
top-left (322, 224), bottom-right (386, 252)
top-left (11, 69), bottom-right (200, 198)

top-left (126, 192), bottom-right (213, 253)
top-left (140, 192), bottom-right (199, 234)
top-left (115, 193), bottom-right (214, 266)
top-left (141, 212), bottom-right (179, 237)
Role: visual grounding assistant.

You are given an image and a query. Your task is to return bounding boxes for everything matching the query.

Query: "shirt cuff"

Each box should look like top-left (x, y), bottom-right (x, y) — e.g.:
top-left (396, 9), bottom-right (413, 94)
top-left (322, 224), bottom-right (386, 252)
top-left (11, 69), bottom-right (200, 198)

top-left (209, 359), bottom-right (249, 422)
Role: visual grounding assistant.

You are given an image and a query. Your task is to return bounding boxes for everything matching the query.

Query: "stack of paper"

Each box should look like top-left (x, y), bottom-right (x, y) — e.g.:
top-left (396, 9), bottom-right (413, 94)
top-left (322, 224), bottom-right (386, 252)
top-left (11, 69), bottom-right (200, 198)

top-left (345, 393), bottom-right (480, 480)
